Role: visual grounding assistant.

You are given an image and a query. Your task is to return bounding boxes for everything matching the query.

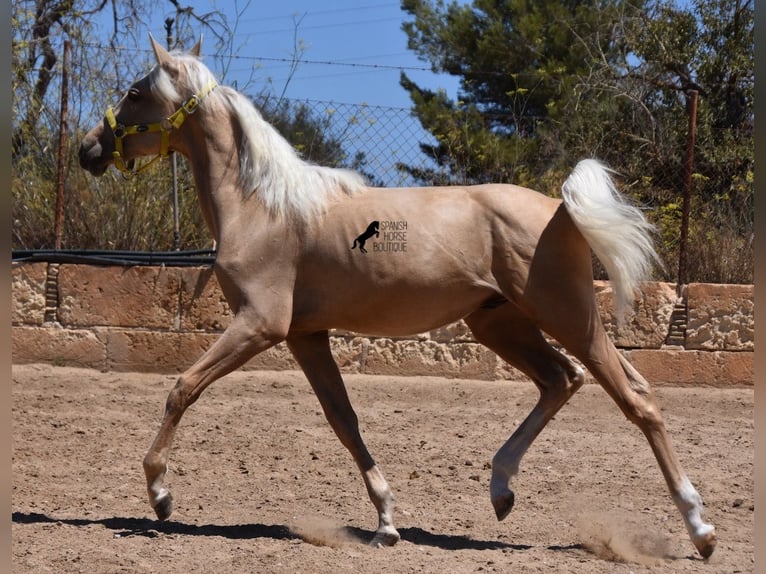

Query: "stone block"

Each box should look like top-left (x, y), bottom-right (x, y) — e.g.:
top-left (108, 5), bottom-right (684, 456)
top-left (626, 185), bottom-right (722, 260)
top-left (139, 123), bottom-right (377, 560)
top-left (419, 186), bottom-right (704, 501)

top-left (177, 267), bottom-right (232, 332)
top-left (107, 329), bottom-right (203, 373)
top-left (686, 283), bottom-right (754, 351)
top-left (12, 325), bottom-right (107, 370)
top-left (361, 337), bottom-right (497, 379)
top-left (625, 349), bottom-right (753, 386)
top-left (12, 262), bottom-right (48, 326)
top-left (242, 343), bottom-right (299, 372)
top-left (429, 321), bottom-right (474, 343)
top-left (329, 336), bottom-right (367, 373)
top-left (595, 281), bottom-right (678, 348)
top-left (105, 329), bottom-right (297, 374)
top-left (493, 360), bottom-right (531, 382)
top-left (58, 265), bottom-right (182, 329)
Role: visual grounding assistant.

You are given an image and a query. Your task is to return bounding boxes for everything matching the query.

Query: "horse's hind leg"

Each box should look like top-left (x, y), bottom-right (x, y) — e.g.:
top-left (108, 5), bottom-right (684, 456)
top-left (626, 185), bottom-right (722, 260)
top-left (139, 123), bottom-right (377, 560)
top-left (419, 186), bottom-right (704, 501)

top-left (527, 279), bottom-right (716, 558)
top-left (571, 329), bottom-right (715, 558)
top-left (464, 305), bottom-right (586, 522)
top-left (286, 331), bottom-right (399, 547)
top-left (143, 311), bottom-right (284, 521)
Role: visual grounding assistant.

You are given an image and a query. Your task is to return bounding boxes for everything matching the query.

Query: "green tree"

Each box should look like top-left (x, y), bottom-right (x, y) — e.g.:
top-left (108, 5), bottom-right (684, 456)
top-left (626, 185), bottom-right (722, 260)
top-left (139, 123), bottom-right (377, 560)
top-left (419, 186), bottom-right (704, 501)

top-left (400, 0), bottom-right (753, 283)
top-left (624, 0), bottom-right (754, 282)
top-left (400, 0), bottom-right (646, 186)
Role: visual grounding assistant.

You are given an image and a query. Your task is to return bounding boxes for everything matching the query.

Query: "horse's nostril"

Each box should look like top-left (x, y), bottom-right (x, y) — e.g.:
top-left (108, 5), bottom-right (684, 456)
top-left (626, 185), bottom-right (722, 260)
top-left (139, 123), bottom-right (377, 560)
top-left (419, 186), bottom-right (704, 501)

top-left (79, 138), bottom-right (94, 160)
top-left (78, 144), bottom-right (90, 168)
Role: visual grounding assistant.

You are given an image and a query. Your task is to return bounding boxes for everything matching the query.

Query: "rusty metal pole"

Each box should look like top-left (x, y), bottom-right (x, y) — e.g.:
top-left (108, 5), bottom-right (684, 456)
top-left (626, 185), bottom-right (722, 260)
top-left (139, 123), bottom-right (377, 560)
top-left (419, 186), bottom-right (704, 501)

top-left (54, 39), bottom-right (70, 250)
top-left (677, 89), bottom-right (698, 287)
top-left (166, 17), bottom-right (181, 251)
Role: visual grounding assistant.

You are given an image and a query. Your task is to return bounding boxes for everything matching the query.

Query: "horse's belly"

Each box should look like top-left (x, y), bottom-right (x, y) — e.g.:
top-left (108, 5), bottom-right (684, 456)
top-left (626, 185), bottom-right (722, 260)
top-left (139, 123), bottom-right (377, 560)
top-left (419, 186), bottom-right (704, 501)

top-left (290, 281), bottom-right (497, 336)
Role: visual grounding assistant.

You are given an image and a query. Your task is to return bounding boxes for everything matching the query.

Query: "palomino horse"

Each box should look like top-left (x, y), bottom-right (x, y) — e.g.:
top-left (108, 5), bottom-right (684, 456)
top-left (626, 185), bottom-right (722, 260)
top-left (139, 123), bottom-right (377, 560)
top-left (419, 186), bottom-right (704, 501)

top-left (79, 36), bottom-right (716, 558)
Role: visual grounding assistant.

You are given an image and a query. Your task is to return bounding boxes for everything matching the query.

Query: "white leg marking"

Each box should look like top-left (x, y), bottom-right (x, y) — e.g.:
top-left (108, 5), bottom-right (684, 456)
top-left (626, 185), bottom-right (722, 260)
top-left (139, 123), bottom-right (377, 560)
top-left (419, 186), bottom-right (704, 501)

top-left (674, 476), bottom-right (715, 542)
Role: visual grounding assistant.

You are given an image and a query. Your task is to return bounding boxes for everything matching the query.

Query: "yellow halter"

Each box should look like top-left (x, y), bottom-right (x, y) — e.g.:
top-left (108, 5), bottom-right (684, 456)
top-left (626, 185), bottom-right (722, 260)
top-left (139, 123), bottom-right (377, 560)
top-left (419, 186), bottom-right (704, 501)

top-left (105, 80), bottom-right (217, 176)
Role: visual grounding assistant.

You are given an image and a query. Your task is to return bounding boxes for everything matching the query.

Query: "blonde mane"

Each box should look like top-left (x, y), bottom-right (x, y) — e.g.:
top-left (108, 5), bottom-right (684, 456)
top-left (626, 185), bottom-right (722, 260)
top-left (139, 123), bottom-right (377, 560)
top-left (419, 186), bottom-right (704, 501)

top-left (150, 52), bottom-right (367, 221)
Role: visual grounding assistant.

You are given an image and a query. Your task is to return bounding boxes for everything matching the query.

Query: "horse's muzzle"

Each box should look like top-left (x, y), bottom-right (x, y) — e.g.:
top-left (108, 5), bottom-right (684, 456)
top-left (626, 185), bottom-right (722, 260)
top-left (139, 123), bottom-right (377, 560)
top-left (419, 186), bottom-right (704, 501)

top-left (79, 132), bottom-right (110, 176)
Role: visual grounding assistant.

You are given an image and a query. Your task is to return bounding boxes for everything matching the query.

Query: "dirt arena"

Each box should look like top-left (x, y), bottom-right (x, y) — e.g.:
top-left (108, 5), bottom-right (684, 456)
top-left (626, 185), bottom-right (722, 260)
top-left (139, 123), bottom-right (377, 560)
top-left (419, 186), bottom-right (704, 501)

top-left (12, 364), bottom-right (753, 573)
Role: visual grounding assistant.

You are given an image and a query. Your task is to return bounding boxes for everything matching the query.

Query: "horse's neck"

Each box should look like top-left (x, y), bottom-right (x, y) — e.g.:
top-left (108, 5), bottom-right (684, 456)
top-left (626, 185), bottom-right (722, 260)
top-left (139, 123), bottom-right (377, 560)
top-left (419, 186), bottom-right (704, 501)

top-left (180, 116), bottom-right (260, 244)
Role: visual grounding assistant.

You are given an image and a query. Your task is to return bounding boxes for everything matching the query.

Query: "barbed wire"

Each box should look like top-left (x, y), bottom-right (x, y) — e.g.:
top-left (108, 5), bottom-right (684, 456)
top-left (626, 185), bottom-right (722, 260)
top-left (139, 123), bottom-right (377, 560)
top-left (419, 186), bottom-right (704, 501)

top-left (18, 38), bottom-right (752, 99)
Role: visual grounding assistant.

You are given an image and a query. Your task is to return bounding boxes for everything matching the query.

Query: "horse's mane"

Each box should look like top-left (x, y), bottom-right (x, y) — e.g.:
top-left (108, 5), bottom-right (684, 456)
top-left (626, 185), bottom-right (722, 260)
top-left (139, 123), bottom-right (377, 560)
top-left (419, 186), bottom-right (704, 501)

top-left (150, 52), bottom-right (367, 221)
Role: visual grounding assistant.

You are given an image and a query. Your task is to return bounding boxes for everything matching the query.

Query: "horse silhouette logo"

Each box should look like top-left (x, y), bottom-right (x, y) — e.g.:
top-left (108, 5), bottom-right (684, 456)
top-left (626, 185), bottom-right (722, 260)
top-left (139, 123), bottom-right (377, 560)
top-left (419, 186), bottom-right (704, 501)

top-left (351, 221), bottom-right (380, 254)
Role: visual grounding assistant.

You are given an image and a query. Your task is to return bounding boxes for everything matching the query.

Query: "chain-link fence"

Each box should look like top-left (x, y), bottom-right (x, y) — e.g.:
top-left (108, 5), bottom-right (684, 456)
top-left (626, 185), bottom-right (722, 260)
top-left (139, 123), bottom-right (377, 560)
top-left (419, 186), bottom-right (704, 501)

top-left (266, 99), bottom-right (437, 188)
top-left (13, 89), bottom-right (754, 283)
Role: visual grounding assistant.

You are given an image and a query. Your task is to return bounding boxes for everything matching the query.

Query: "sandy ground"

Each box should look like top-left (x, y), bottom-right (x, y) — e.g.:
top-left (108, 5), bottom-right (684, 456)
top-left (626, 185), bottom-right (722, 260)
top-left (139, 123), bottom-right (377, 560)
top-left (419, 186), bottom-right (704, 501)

top-left (12, 364), bottom-right (753, 573)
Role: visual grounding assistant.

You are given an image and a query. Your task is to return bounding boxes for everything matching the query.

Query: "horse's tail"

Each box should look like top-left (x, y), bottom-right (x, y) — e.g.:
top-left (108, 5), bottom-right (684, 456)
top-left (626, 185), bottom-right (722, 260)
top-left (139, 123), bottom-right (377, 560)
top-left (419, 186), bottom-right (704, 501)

top-left (560, 159), bottom-right (661, 320)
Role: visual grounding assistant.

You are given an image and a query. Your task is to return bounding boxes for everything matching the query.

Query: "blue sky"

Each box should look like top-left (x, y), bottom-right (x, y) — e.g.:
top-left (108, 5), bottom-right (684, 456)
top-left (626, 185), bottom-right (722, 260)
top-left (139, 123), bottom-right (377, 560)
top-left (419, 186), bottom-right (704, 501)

top-left (123, 0), bottom-right (464, 184)
top-left (149, 0), bottom-right (461, 109)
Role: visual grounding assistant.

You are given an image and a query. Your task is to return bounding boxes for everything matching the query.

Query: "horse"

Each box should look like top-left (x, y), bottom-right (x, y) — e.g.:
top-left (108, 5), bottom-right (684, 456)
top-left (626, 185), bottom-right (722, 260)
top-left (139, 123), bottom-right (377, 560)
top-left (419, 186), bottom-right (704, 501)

top-left (351, 221), bottom-right (380, 253)
top-left (79, 36), bottom-right (716, 558)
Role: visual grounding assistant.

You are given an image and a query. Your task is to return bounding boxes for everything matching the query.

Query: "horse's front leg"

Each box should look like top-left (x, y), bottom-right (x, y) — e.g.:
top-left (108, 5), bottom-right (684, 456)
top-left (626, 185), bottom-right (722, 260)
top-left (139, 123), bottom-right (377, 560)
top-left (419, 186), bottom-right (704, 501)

top-left (286, 331), bottom-right (399, 547)
top-left (143, 312), bottom-right (285, 520)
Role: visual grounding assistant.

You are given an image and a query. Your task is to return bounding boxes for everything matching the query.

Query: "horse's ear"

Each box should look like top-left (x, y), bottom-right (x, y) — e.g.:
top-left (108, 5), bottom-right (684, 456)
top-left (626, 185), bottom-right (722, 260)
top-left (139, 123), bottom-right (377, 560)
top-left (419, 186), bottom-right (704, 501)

top-left (150, 33), bottom-right (173, 65)
top-left (149, 33), bottom-right (179, 75)
top-left (190, 34), bottom-right (203, 57)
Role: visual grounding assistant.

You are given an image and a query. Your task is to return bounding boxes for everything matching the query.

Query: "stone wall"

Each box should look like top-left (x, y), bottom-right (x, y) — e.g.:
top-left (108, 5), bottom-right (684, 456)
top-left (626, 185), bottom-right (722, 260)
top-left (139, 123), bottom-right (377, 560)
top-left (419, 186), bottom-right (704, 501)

top-left (11, 262), bottom-right (753, 386)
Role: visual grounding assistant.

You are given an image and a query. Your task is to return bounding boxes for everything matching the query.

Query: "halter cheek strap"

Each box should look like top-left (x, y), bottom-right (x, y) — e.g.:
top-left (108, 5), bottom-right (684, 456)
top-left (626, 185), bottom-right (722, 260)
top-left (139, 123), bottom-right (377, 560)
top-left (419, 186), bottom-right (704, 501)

top-left (105, 79), bottom-right (217, 176)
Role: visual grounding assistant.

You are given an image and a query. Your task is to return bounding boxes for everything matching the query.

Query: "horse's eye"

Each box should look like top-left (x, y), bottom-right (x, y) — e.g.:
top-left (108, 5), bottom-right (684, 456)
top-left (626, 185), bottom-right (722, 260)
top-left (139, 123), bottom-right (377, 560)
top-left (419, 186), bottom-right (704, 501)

top-left (127, 88), bottom-right (141, 101)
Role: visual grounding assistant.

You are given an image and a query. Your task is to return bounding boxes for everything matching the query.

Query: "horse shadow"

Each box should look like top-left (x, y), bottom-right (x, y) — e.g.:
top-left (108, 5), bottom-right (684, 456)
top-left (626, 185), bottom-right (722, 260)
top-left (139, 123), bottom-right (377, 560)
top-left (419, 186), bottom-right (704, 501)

top-left (12, 511), bottom-right (294, 541)
top-left (12, 510), bottom-right (573, 552)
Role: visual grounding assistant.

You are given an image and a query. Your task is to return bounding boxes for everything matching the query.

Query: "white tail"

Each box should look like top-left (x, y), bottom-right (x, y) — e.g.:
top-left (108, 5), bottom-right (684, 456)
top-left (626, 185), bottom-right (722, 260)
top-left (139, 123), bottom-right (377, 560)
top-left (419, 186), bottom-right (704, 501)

top-left (561, 159), bottom-right (661, 320)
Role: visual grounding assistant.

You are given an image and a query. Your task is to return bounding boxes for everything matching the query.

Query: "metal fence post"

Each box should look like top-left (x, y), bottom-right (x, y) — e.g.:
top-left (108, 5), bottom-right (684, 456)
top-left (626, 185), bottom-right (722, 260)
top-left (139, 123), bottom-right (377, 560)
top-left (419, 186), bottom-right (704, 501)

top-left (677, 89), bottom-right (698, 287)
top-left (54, 39), bottom-right (70, 250)
top-left (166, 17), bottom-right (181, 251)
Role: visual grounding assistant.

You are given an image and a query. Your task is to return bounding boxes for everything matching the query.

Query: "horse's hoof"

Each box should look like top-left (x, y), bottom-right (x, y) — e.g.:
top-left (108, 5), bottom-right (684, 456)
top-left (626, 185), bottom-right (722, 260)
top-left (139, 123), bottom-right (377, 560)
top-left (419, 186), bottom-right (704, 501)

top-left (492, 490), bottom-right (515, 521)
top-left (152, 493), bottom-right (174, 521)
top-left (370, 527), bottom-right (400, 548)
top-left (695, 527), bottom-right (716, 559)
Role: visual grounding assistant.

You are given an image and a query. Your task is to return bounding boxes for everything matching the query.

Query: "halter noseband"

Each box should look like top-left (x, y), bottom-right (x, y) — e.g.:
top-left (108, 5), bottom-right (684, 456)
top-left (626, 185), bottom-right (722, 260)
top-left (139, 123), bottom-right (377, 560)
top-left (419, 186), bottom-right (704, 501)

top-left (105, 79), bottom-right (218, 176)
